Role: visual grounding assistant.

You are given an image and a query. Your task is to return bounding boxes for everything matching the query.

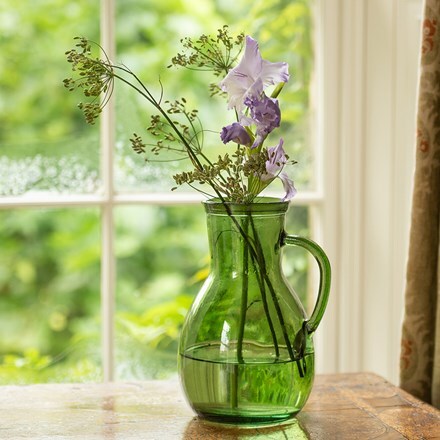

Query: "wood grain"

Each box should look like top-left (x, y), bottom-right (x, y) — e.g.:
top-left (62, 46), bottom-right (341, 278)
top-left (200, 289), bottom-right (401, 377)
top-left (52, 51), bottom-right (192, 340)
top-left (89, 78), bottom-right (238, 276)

top-left (0, 373), bottom-right (438, 439)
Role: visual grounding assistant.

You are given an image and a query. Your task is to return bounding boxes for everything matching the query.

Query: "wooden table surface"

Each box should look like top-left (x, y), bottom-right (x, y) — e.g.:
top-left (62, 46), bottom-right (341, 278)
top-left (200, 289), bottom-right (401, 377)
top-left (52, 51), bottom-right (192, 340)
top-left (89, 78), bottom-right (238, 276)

top-left (0, 373), bottom-right (439, 439)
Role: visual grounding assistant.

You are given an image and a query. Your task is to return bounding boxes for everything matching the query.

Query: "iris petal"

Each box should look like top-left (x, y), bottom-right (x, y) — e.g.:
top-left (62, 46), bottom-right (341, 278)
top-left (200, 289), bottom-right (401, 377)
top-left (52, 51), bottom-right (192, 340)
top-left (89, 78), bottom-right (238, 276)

top-left (261, 60), bottom-right (290, 86)
top-left (279, 172), bottom-right (297, 201)
top-left (220, 36), bottom-right (289, 112)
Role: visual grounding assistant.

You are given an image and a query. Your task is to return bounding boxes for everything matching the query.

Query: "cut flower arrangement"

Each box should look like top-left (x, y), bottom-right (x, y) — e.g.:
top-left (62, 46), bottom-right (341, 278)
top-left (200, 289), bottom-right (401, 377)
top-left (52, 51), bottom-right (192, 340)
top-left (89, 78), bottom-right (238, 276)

top-left (64, 27), bottom-right (296, 202)
top-left (65, 27), bottom-right (331, 425)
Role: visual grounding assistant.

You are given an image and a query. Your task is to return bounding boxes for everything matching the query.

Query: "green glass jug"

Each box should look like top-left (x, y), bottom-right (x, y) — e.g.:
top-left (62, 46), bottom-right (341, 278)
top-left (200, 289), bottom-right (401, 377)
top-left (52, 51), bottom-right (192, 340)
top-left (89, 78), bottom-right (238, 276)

top-left (178, 198), bottom-right (331, 425)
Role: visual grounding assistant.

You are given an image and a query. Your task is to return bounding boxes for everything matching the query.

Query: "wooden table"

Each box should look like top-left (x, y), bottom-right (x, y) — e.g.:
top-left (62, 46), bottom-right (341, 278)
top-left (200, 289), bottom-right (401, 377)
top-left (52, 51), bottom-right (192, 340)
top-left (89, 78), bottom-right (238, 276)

top-left (0, 373), bottom-right (439, 439)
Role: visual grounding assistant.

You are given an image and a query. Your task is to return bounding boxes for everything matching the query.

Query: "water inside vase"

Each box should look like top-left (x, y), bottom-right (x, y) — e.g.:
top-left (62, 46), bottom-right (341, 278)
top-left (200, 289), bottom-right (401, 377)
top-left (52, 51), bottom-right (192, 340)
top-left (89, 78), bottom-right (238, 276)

top-left (179, 341), bottom-right (314, 424)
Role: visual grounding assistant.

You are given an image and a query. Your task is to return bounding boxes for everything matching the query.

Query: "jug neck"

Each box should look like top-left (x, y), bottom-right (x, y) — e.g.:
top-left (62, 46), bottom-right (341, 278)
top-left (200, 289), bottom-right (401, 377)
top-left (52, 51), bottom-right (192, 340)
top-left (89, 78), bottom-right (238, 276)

top-left (203, 198), bottom-right (289, 275)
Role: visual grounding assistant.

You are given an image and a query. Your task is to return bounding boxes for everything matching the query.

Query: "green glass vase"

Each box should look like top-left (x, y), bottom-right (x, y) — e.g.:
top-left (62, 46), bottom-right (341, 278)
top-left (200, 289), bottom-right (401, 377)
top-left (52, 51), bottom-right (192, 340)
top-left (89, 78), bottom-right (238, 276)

top-left (178, 197), bottom-right (331, 425)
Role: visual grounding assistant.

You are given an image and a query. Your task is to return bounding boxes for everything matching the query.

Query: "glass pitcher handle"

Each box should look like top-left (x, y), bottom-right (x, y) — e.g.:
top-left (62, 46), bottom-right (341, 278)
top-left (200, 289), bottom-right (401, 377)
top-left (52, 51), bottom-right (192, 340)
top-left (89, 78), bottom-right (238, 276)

top-left (283, 234), bottom-right (331, 334)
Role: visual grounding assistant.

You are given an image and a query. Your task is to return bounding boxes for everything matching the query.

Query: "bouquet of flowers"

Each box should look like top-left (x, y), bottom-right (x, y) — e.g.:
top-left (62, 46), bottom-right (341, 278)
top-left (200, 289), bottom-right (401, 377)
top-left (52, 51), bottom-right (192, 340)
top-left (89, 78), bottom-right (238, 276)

top-left (64, 28), bottom-right (331, 424)
top-left (64, 26), bottom-right (297, 203)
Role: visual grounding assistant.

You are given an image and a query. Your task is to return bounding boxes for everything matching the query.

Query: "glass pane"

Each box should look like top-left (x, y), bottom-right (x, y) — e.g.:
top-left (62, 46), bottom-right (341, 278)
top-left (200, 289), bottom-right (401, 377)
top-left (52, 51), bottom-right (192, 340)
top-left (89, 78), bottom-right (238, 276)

top-left (0, 1), bottom-right (100, 196)
top-left (114, 0), bottom-right (315, 194)
top-left (115, 203), bottom-right (309, 380)
top-left (0, 208), bottom-right (101, 383)
top-left (285, 205), bottom-right (310, 308)
top-left (115, 205), bottom-right (208, 380)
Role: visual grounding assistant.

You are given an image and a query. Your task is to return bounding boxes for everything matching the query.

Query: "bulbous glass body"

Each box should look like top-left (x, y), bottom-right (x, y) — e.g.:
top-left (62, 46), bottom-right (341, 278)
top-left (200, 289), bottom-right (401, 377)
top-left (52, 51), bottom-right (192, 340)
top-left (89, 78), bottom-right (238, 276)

top-left (178, 198), bottom-right (330, 425)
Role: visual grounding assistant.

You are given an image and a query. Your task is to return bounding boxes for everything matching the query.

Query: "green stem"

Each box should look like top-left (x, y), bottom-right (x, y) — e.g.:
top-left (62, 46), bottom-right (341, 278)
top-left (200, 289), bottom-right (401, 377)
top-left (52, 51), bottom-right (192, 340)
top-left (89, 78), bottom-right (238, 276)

top-left (249, 252), bottom-right (280, 358)
top-left (248, 216), bottom-right (296, 362)
top-left (231, 364), bottom-right (239, 409)
top-left (296, 358), bottom-right (305, 377)
top-left (236, 216), bottom-right (250, 364)
top-left (112, 72), bottom-right (203, 171)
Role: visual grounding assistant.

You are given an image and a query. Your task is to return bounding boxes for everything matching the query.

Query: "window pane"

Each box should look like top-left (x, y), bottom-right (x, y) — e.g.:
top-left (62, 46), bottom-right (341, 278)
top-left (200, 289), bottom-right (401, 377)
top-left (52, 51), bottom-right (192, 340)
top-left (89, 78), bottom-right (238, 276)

top-left (115, 205), bottom-right (207, 379)
top-left (285, 205), bottom-right (310, 307)
top-left (114, 0), bottom-right (315, 194)
top-left (115, 204), bottom-right (309, 380)
top-left (0, 1), bottom-right (100, 196)
top-left (0, 208), bottom-right (101, 383)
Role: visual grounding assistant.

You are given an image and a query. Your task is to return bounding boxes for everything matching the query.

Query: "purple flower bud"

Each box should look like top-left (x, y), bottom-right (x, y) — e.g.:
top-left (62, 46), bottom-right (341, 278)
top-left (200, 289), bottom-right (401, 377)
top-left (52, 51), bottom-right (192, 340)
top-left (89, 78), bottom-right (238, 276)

top-left (220, 122), bottom-right (251, 146)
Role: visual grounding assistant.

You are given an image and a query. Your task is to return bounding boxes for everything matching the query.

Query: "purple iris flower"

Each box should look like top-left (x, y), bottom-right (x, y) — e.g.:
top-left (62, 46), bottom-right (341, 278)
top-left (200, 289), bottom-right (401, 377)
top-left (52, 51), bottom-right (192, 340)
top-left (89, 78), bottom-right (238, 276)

top-left (220, 36), bottom-right (289, 112)
top-left (261, 138), bottom-right (297, 201)
top-left (242, 94), bottom-right (281, 148)
top-left (220, 122), bottom-right (251, 146)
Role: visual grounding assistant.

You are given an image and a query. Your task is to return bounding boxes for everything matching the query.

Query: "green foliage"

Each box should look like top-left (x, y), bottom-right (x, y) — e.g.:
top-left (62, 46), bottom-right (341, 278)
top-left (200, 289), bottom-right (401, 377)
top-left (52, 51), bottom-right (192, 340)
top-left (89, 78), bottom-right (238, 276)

top-left (117, 295), bottom-right (193, 355)
top-left (0, 0), bottom-right (313, 383)
top-left (0, 0), bottom-right (100, 195)
top-left (0, 206), bottom-right (309, 383)
top-left (0, 0), bottom-right (99, 148)
top-left (0, 349), bottom-right (101, 385)
top-left (0, 208), bottom-right (102, 383)
top-left (115, 205), bottom-right (209, 379)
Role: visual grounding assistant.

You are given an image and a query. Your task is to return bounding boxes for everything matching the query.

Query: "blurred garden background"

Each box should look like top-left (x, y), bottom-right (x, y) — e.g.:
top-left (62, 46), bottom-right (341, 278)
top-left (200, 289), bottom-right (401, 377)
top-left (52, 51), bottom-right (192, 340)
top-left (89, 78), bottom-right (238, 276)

top-left (0, 0), bottom-right (313, 383)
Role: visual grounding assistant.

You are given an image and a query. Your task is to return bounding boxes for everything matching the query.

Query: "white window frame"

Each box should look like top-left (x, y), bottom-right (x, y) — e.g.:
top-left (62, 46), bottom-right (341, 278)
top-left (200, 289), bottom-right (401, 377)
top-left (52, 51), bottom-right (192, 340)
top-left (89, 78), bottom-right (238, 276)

top-left (0, 0), bottom-right (422, 384)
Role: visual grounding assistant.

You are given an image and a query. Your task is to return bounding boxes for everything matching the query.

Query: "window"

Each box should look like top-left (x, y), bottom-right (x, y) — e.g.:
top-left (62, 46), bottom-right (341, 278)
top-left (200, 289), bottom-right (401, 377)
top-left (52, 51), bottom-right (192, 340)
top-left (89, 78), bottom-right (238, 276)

top-left (0, 0), bottom-right (317, 383)
top-left (0, 0), bottom-right (422, 385)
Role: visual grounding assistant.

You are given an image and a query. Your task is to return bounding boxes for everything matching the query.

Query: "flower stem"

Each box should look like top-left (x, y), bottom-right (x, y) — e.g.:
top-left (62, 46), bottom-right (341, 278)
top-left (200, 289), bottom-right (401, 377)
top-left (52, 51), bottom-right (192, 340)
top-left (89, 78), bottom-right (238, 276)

top-left (249, 253), bottom-right (280, 358)
top-left (248, 215), bottom-right (296, 363)
top-left (236, 216), bottom-right (250, 364)
top-left (231, 364), bottom-right (239, 409)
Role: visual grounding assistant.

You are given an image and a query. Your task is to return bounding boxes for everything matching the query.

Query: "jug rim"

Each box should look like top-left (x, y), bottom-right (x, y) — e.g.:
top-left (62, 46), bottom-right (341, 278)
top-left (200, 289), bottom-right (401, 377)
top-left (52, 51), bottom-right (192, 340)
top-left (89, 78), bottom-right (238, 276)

top-left (203, 196), bottom-right (290, 214)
